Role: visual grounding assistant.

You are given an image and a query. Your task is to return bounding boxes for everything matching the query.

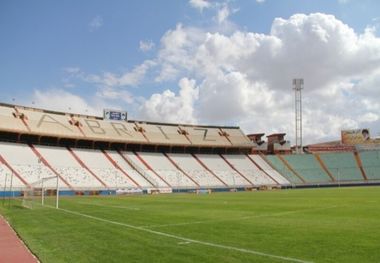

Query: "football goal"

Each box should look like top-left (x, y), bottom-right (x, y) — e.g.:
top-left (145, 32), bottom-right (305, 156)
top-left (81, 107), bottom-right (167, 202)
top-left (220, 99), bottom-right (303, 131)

top-left (22, 175), bottom-right (60, 209)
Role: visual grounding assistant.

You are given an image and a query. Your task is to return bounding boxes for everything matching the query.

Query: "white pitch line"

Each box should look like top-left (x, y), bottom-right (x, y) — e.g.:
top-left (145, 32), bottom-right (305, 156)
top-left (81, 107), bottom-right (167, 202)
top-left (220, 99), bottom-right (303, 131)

top-left (178, 241), bottom-right (191, 245)
top-left (51, 206), bottom-right (313, 263)
top-left (76, 202), bottom-right (140, 210)
top-left (141, 205), bottom-right (342, 228)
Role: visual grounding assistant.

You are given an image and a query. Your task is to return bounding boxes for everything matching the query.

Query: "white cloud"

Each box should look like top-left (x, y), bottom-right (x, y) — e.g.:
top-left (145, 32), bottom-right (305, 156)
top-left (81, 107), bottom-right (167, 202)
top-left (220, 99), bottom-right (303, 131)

top-left (149, 13), bottom-right (380, 143)
top-left (95, 88), bottom-right (134, 104)
top-left (62, 12), bottom-right (380, 144)
top-left (359, 112), bottom-right (379, 123)
top-left (216, 4), bottom-right (230, 24)
top-left (66, 60), bottom-right (156, 88)
top-left (89, 16), bottom-right (103, 32)
top-left (189, 0), bottom-right (211, 12)
top-left (138, 78), bottom-right (199, 124)
top-left (256, 0), bottom-right (266, 3)
top-left (139, 40), bottom-right (155, 52)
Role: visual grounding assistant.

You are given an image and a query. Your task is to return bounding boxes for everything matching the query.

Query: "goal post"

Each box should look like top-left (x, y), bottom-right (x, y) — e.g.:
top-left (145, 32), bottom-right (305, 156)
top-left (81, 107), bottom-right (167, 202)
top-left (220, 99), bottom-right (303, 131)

top-left (22, 175), bottom-right (60, 209)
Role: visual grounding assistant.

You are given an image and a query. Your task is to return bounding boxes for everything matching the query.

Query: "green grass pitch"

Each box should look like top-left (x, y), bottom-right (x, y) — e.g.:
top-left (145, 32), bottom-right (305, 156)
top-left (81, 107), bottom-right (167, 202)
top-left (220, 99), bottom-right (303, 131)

top-left (1, 187), bottom-right (380, 263)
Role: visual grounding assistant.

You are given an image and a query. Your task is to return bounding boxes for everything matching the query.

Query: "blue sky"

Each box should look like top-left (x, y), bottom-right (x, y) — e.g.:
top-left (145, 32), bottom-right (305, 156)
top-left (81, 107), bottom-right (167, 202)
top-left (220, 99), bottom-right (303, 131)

top-left (1, 0), bottom-right (380, 143)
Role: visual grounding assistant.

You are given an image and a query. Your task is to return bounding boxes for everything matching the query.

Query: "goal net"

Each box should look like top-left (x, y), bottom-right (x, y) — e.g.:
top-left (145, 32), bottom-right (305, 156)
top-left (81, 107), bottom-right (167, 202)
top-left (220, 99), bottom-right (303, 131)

top-left (22, 175), bottom-right (60, 209)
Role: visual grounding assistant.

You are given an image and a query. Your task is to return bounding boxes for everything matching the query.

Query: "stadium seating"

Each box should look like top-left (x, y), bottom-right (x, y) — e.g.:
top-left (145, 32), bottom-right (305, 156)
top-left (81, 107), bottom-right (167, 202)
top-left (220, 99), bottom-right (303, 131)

top-left (105, 151), bottom-right (153, 188)
top-left (358, 150), bottom-right (380, 180)
top-left (222, 154), bottom-right (277, 185)
top-left (122, 152), bottom-right (170, 188)
top-left (318, 152), bottom-right (364, 181)
top-left (264, 155), bottom-right (303, 184)
top-left (3, 103), bottom-right (380, 193)
top-left (0, 163), bottom-right (25, 189)
top-left (35, 145), bottom-right (103, 189)
top-left (137, 152), bottom-right (197, 188)
top-left (195, 154), bottom-right (251, 187)
top-left (0, 142), bottom-right (68, 188)
top-left (247, 155), bottom-right (290, 185)
top-left (282, 154), bottom-right (332, 183)
top-left (167, 153), bottom-right (226, 187)
top-left (71, 149), bottom-right (137, 188)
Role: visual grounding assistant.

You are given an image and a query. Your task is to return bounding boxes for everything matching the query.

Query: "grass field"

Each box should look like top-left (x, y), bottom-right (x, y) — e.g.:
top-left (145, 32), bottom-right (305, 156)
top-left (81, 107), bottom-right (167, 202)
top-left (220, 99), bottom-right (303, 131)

top-left (1, 187), bottom-right (380, 263)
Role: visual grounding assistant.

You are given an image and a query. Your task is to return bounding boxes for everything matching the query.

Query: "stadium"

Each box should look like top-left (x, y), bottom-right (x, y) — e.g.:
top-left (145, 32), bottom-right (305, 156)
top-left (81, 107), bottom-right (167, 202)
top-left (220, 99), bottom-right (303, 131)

top-left (2, 1), bottom-right (380, 263)
top-left (0, 101), bottom-right (380, 262)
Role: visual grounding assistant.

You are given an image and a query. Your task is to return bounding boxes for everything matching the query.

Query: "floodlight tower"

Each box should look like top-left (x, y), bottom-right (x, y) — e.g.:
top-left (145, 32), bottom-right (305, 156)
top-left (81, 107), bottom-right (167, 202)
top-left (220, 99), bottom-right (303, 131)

top-left (293, 79), bottom-right (304, 154)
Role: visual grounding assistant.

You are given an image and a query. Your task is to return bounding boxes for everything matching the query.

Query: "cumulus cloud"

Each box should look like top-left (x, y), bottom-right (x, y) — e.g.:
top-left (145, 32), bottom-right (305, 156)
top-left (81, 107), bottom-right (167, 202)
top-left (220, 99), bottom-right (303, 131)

top-left (141, 13), bottom-right (380, 143)
top-left (62, 12), bottom-right (380, 144)
top-left (138, 78), bottom-right (199, 124)
top-left (189, 0), bottom-right (211, 12)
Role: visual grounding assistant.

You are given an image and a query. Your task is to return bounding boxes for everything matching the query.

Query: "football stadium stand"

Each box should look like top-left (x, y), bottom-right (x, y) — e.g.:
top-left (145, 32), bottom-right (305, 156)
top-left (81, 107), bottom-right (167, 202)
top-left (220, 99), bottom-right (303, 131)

top-left (35, 145), bottom-right (103, 189)
top-left (137, 152), bottom-right (197, 188)
top-left (195, 154), bottom-right (250, 187)
top-left (358, 150), bottom-right (380, 181)
top-left (104, 150), bottom-right (153, 188)
top-left (0, 102), bottom-right (380, 195)
top-left (282, 154), bottom-right (332, 183)
top-left (0, 160), bottom-right (26, 189)
top-left (247, 155), bottom-right (291, 185)
top-left (318, 152), bottom-right (365, 181)
top-left (122, 152), bottom-right (170, 188)
top-left (0, 103), bottom-right (253, 149)
top-left (167, 153), bottom-right (226, 188)
top-left (265, 155), bottom-right (304, 184)
top-left (70, 148), bottom-right (137, 189)
top-left (0, 142), bottom-right (69, 189)
top-left (221, 154), bottom-right (278, 185)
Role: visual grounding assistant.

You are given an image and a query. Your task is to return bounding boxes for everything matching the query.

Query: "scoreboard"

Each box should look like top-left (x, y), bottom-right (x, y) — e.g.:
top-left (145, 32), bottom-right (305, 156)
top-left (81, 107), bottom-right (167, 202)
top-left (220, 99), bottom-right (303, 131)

top-left (103, 109), bottom-right (127, 121)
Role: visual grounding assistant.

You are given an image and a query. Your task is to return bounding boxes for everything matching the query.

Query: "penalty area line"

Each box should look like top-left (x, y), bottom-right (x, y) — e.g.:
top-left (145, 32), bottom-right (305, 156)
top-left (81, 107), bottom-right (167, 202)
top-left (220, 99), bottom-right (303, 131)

top-left (50, 206), bottom-right (313, 263)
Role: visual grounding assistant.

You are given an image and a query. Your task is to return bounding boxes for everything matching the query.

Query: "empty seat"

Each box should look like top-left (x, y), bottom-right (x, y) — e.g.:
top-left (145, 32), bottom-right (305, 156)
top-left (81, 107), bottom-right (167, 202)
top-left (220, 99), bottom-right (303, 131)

top-left (105, 151), bottom-right (153, 188)
top-left (36, 145), bottom-right (103, 189)
top-left (249, 155), bottom-right (290, 185)
top-left (72, 149), bottom-right (137, 188)
top-left (283, 154), bottom-right (332, 183)
top-left (123, 152), bottom-right (170, 188)
top-left (358, 151), bottom-right (380, 180)
top-left (167, 153), bottom-right (225, 188)
top-left (138, 152), bottom-right (197, 188)
top-left (222, 154), bottom-right (277, 185)
top-left (195, 154), bottom-right (250, 187)
top-left (0, 142), bottom-right (68, 188)
top-left (0, 163), bottom-right (26, 189)
top-left (319, 152), bottom-right (363, 181)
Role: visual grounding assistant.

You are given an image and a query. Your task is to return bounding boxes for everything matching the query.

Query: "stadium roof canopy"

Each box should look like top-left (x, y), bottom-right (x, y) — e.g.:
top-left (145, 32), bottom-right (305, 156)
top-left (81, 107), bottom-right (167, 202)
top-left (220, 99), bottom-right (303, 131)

top-left (0, 103), bottom-right (254, 153)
